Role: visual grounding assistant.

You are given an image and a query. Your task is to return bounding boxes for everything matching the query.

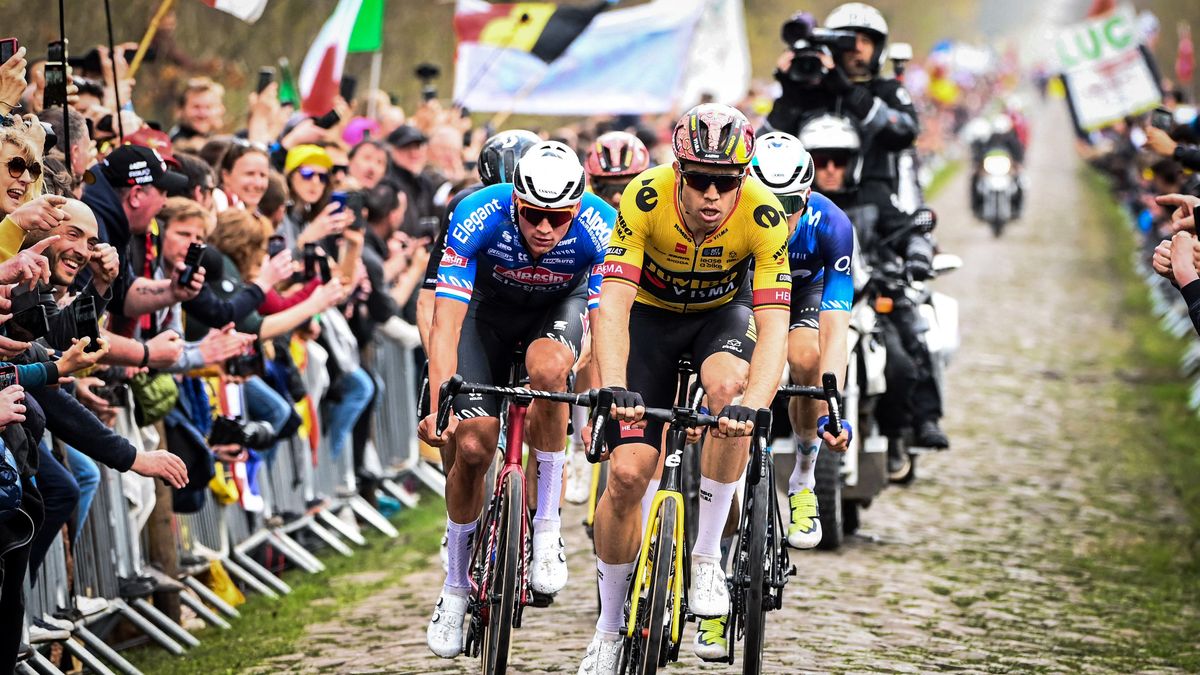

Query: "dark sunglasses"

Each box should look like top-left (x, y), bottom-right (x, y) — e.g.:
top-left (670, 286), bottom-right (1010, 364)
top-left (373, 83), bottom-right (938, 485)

top-left (517, 202), bottom-right (575, 228)
top-left (331, 164), bottom-right (349, 175)
top-left (680, 170), bottom-right (744, 194)
top-left (811, 153), bottom-right (850, 169)
top-left (7, 156), bottom-right (42, 180)
top-left (297, 166), bottom-right (329, 183)
top-left (592, 180), bottom-right (629, 199)
top-left (777, 194), bottom-right (808, 216)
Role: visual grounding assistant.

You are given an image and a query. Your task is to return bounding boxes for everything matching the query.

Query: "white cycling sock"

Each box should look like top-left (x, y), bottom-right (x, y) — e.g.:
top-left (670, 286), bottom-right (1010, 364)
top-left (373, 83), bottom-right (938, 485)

top-left (789, 435), bottom-right (821, 493)
top-left (692, 477), bottom-right (737, 563)
top-left (533, 450), bottom-right (565, 535)
top-left (571, 404), bottom-right (587, 450)
top-left (444, 518), bottom-right (477, 592)
top-left (595, 560), bottom-right (636, 634)
top-left (640, 478), bottom-right (660, 530)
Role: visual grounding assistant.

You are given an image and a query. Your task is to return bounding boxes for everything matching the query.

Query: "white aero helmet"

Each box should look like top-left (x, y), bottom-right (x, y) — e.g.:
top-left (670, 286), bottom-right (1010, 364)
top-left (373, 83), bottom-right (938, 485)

top-left (825, 3), bottom-right (889, 73)
top-left (512, 140), bottom-right (586, 209)
top-left (750, 132), bottom-right (814, 196)
top-left (798, 114), bottom-right (864, 192)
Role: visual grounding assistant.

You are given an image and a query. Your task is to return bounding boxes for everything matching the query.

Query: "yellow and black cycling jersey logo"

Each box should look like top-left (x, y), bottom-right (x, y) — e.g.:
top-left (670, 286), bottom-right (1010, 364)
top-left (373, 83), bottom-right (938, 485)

top-left (639, 254), bottom-right (751, 309)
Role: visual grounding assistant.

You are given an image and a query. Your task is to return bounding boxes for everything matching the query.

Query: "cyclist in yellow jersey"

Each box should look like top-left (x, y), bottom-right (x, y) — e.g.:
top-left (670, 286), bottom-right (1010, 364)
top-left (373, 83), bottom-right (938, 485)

top-left (579, 104), bottom-right (791, 675)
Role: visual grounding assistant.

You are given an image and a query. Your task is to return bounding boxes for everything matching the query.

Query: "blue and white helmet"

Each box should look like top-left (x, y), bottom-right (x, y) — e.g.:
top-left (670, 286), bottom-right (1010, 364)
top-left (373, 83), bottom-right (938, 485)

top-left (750, 131), bottom-right (814, 196)
top-left (512, 140), bottom-right (586, 209)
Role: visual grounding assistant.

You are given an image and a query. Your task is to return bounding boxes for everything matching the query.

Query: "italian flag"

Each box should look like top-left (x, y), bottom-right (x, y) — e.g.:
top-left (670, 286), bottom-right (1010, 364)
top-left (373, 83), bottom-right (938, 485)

top-left (198, 0), bottom-right (269, 23)
top-left (299, 0), bottom-right (385, 116)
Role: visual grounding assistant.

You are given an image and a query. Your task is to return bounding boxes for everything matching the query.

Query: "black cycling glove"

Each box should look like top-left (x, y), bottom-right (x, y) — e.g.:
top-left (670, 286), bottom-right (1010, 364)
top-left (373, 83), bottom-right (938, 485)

top-left (608, 386), bottom-right (644, 411)
top-left (717, 404), bottom-right (755, 427)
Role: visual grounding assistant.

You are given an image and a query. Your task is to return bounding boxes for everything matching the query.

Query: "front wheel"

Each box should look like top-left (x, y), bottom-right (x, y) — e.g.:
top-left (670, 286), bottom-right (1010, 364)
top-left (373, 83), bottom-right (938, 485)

top-left (482, 472), bottom-right (523, 675)
top-left (741, 473), bottom-right (771, 674)
top-left (813, 448), bottom-right (843, 550)
top-left (624, 497), bottom-right (677, 675)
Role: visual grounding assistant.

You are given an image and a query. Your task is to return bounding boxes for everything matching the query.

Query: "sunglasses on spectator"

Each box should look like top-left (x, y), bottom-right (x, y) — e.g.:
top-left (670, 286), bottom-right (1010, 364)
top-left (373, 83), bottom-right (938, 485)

top-left (517, 200), bottom-right (576, 228)
top-left (811, 153), bottom-right (850, 169)
top-left (297, 167), bottom-right (329, 183)
top-left (331, 164), bottom-right (349, 175)
top-left (7, 156), bottom-right (41, 180)
top-left (679, 169), bottom-right (745, 194)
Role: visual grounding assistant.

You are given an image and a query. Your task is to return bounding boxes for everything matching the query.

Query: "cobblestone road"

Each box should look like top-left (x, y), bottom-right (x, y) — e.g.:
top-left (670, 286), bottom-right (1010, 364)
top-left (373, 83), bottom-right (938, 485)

top-left (264, 104), bottom-right (1197, 674)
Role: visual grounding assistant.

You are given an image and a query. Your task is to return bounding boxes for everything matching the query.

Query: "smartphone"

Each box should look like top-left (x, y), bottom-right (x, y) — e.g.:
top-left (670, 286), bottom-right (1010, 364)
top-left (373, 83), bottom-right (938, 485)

top-left (73, 295), bottom-right (100, 353)
top-left (329, 190), bottom-right (348, 213)
top-left (267, 234), bottom-right (287, 258)
top-left (313, 109), bottom-right (341, 130)
top-left (44, 41), bottom-right (68, 109)
top-left (9, 304), bottom-right (49, 340)
top-left (345, 191), bottom-right (367, 231)
top-left (303, 242), bottom-right (318, 281)
top-left (178, 242), bottom-right (207, 287)
top-left (1151, 107), bottom-right (1174, 131)
top-left (339, 75), bottom-right (357, 103)
top-left (317, 256), bottom-right (332, 283)
top-left (256, 67), bottom-right (275, 94)
top-left (123, 47), bottom-right (153, 64)
top-left (0, 365), bottom-right (16, 389)
top-left (0, 38), bottom-right (17, 65)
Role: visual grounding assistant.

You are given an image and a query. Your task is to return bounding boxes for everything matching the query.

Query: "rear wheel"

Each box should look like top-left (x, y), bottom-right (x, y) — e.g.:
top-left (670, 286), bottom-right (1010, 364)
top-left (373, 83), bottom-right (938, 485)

top-left (741, 474), bottom-right (771, 674)
top-left (624, 497), bottom-right (676, 675)
top-left (482, 472), bottom-right (523, 675)
top-left (814, 447), bottom-right (843, 550)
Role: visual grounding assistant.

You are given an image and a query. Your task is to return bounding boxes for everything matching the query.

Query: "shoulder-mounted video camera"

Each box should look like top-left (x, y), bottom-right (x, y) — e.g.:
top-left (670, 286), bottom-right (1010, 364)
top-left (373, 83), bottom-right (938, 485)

top-left (781, 12), bottom-right (858, 87)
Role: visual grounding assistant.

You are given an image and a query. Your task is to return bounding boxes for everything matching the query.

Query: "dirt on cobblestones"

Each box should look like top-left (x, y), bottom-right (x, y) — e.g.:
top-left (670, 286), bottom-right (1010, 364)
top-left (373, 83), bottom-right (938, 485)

top-left (263, 104), bottom-right (1200, 674)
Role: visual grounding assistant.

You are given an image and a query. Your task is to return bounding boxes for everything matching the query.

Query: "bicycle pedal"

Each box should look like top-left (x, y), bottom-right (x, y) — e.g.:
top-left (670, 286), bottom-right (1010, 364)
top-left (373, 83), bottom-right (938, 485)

top-left (787, 564), bottom-right (797, 576)
top-left (528, 590), bottom-right (555, 608)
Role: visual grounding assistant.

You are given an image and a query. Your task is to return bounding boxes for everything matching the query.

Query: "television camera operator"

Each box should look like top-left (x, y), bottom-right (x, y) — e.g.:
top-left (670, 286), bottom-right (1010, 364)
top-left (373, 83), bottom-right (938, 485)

top-left (765, 2), bottom-right (919, 226)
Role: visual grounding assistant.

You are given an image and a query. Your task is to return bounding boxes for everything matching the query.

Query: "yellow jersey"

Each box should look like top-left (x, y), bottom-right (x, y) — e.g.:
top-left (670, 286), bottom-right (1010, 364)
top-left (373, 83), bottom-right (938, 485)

top-left (599, 164), bottom-right (792, 313)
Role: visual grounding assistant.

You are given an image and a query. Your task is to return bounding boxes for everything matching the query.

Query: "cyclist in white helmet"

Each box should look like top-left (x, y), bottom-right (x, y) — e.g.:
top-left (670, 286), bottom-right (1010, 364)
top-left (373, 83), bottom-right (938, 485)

top-left (418, 141), bottom-right (617, 659)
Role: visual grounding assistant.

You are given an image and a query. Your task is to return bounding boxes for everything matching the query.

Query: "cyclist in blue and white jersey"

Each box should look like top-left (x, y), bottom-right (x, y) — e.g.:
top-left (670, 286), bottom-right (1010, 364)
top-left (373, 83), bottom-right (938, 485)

top-left (417, 141), bottom-right (616, 659)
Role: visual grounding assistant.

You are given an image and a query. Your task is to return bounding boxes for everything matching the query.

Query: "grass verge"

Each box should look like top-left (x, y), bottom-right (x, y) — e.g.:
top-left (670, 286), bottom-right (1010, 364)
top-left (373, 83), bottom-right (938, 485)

top-left (126, 497), bottom-right (445, 675)
top-left (924, 158), bottom-right (962, 201)
top-left (1058, 166), bottom-right (1200, 669)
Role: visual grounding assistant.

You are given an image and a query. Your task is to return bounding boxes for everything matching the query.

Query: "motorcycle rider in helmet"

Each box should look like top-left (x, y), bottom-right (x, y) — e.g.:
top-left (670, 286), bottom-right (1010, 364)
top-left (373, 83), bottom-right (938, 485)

top-left (800, 114), bottom-right (948, 453)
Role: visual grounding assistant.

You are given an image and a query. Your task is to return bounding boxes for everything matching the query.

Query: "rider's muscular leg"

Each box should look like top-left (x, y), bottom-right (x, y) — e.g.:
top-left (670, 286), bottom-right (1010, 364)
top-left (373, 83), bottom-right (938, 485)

top-left (593, 444), bottom-right (658, 632)
top-left (788, 329), bottom-right (823, 492)
top-left (444, 418), bottom-right (499, 589)
top-left (695, 353), bottom-right (750, 563)
top-left (525, 338), bottom-right (575, 533)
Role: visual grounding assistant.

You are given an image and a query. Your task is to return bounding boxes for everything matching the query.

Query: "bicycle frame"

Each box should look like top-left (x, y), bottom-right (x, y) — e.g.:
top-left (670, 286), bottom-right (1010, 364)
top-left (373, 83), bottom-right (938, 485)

top-left (472, 399), bottom-right (532, 606)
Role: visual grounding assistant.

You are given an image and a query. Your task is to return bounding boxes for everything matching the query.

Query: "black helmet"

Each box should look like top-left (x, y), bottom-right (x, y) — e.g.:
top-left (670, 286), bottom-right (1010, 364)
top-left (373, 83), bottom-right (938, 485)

top-left (478, 130), bottom-right (541, 186)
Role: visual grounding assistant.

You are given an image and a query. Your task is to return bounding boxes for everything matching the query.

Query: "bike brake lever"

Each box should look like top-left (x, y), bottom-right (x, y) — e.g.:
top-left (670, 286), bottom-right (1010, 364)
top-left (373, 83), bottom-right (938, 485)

top-left (435, 374), bottom-right (464, 436)
top-left (821, 372), bottom-right (843, 437)
top-left (586, 388), bottom-right (612, 464)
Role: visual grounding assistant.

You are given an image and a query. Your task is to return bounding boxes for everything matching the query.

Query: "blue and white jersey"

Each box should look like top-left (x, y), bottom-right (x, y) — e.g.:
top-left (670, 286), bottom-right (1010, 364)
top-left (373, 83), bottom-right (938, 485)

top-left (435, 184), bottom-right (616, 311)
top-left (788, 191), bottom-right (855, 312)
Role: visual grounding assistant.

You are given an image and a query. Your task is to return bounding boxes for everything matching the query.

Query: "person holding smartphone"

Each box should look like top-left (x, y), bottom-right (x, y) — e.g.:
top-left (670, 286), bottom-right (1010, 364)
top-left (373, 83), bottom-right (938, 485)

top-left (280, 144), bottom-right (352, 250)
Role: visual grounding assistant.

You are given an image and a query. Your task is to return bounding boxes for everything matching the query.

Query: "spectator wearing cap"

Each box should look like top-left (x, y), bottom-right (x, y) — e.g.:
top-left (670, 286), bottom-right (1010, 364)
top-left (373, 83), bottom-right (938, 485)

top-left (278, 144), bottom-right (353, 253)
top-left (385, 124), bottom-right (437, 237)
top-left (80, 144), bottom-right (200, 368)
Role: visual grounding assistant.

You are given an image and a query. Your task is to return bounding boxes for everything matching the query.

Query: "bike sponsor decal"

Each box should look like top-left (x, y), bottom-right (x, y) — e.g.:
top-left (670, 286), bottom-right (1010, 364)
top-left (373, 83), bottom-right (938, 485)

top-left (702, 246), bottom-right (723, 257)
top-left (723, 338), bottom-right (743, 353)
top-left (639, 254), bottom-right (750, 303)
top-left (834, 255), bottom-right (852, 272)
top-left (664, 447), bottom-right (682, 467)
top-left (607, 246), bottom-right (627, 257)
top-left (615, 214), bottom-right (634, 240)
top-left (674, 242), bottom-right (688, 254)
top-left (777, 272), bottom-right (793, 282)
top-left (619, 422), bottom-right (643, 438)
top-left (455, 406), bottom-right (490, 420)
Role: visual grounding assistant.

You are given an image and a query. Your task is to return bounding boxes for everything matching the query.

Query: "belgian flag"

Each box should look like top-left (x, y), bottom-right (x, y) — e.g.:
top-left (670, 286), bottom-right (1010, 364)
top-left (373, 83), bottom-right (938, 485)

top-left (455, 1), bottom-right (616, 64)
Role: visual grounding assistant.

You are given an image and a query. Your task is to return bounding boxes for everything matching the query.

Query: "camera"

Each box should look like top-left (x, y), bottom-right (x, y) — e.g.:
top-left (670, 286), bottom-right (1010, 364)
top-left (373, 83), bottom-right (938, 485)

top-left (781, 12), bottom-right (857, 86)
top-left (225, 349), bottom-right (262, 378)
top-left (415, 63), bottom-right (440, 102)
top-left (94, 381), bottom-right (129, 407)
top-left (3, 285), bottom-right (56, 341)
top-left (207, 415), bottom-right (275, 450)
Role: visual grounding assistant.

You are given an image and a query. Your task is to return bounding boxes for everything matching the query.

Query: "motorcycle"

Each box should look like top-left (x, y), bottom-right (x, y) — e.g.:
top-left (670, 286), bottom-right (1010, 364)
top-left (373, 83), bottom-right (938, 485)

top-left (974, 149), bottom-right (1019, 237)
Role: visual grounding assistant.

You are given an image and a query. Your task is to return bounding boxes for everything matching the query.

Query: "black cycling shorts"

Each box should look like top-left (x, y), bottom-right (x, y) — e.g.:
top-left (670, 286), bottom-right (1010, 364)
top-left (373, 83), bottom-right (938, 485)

top-left (452, 285), bottom-right (588, 420)
top-left (606, 298), bottom-right (756, 451)
top-left (789, 280), bottom-right (823, 331)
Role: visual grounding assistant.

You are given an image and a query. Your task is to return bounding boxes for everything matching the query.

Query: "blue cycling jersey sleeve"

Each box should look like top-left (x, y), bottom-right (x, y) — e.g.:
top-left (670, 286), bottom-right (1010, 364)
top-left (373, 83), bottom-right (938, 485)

top-left (435, 185), bottom-right (511, 304)
top-left (810, 192), bottom-right (855, 312)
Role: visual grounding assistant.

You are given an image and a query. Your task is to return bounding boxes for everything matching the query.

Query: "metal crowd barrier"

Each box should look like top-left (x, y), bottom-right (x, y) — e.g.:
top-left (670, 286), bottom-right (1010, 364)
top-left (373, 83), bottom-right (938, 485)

top-left (20, 335), bottom-right (433, 672)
